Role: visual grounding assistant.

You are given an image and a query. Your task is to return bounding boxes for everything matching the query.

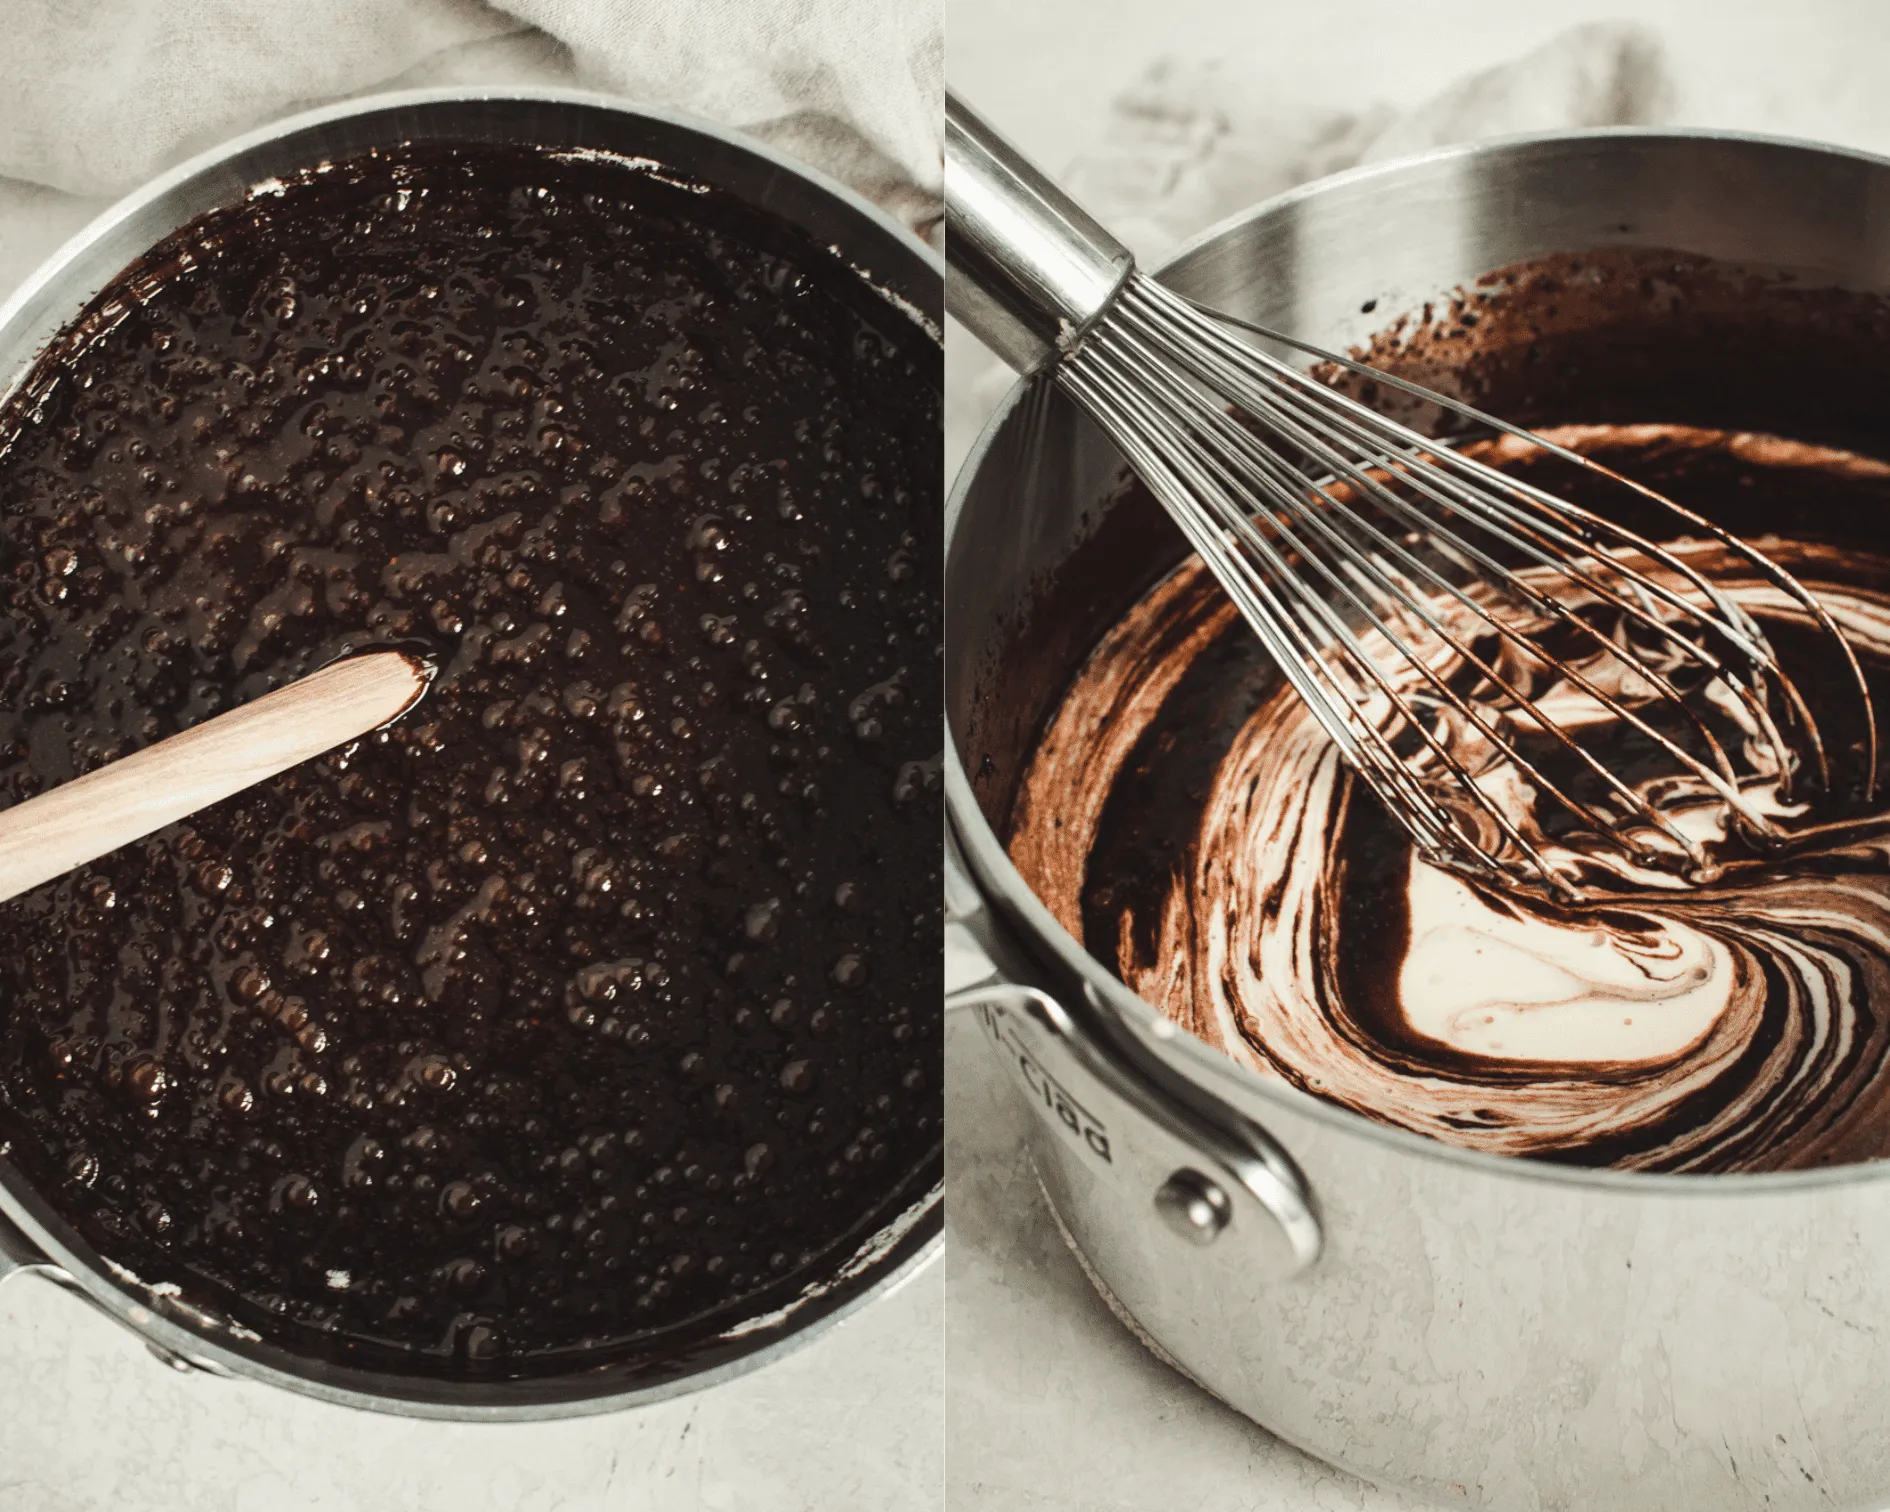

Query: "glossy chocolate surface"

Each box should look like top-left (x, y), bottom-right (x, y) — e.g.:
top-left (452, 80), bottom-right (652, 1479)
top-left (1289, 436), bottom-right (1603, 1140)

top-left (0, 143), bottom-right (941, 1371)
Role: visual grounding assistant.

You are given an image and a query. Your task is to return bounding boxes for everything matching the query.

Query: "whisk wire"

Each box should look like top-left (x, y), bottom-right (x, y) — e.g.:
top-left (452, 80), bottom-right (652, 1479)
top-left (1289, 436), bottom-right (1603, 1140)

top-left (1179, 360), bottom-right (1786, 835)
top-left (1067, 346), bottom-right (1581, 886)
top-left (1164, 287), bottom-right (1786, 683)
top-left (1059, 274), bottom-right (1877, 890)
top-left (1237, 338), bottom-right (1830, 809)
top-left (1088, 335), bottom-right (1735, 880)
top-left (1104, 306), bottom-right (1779, 847)
top-left (1170, 393), bottom-right (1728, 865)
top-left (1176, 285), bottom-right (1875, 798)
top-left (1060, 356), bottom-right (1542, 872)
top-left (1146, 281), bottom-right (1786, 700)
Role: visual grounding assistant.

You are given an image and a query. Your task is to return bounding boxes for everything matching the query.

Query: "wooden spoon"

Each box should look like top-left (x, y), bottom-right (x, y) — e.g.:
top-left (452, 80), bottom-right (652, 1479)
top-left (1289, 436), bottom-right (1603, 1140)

top-left (0, 650), bottom-right (431, 905)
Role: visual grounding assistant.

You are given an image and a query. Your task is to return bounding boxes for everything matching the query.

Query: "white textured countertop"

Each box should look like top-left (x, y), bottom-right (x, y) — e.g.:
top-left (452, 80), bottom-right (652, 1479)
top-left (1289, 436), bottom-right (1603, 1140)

top-left (0, 1254), bottom-right (941, 1511)
top-left (946, 1015), bottom-right (1414, 1511)
top-left (943, 2), bottom-right (1890, 1507)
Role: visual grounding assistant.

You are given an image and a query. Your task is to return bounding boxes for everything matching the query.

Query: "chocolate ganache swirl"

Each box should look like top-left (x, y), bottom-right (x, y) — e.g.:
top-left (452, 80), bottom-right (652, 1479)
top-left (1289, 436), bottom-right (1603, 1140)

top-left (1010, 426), bottom-right (1890, 1173)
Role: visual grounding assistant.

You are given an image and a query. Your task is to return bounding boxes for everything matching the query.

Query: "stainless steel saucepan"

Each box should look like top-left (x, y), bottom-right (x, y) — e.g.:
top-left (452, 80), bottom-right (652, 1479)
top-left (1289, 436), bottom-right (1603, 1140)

top-left (946, 129), bottom-right (1890, 1512)
top-left (0, 85), bottom-right (942, 1421)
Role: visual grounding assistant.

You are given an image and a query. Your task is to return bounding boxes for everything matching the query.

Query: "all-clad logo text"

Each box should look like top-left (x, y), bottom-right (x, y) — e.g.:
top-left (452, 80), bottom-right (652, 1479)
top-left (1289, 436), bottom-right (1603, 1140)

top-left (979, 1002), bottom-right (1112, 1164)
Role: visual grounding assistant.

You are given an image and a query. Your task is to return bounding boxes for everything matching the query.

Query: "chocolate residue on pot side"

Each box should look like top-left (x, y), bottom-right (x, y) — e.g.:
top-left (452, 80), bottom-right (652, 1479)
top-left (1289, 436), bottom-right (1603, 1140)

top-left (1328, 248), bottom-right (1890, 457)
top-left (0, 142), bottom-right (941, 1371)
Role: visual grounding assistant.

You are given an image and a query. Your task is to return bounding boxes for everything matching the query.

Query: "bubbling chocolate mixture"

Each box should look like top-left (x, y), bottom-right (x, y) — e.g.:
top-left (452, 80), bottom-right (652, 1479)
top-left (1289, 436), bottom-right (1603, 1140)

top-left (1003, 252), bottom-right (1890, 1175)
top-left (0, 143), bottom-right (941, 1370)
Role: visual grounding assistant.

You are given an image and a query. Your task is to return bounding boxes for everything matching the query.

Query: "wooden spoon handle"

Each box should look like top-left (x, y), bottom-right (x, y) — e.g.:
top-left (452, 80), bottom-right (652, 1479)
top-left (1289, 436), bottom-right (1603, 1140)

top-left (0, 651), bottom-right (429, 906)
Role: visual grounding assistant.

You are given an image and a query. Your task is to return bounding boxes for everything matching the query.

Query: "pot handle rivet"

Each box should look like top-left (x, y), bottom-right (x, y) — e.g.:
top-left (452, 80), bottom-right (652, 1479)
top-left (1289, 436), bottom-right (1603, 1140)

top-left (1154, 1168), bottom-right (1231, 1246)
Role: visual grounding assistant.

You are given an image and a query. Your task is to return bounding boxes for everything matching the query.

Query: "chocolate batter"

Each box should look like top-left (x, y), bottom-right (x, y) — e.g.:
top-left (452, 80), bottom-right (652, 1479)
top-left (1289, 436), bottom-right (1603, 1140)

top-left (0, 143), bottom-right (941, 1370)
top-left (1004, 253), bottom-right (1890, 1174)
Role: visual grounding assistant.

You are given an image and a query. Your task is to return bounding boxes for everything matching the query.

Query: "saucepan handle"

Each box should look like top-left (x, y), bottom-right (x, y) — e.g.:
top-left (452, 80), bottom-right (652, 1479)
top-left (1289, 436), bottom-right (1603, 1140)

top-left (945, 822), bottom-right (1321, 1278)
top-left (0, 1204), bottom-right (60, 1289)
top-left (0, 1201), bottom-right (236, 1377)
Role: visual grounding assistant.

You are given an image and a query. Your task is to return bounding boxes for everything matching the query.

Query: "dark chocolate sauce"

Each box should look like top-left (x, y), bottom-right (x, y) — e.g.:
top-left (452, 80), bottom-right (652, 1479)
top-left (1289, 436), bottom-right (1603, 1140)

top-left (0, 143), bottom-right (941, 1371)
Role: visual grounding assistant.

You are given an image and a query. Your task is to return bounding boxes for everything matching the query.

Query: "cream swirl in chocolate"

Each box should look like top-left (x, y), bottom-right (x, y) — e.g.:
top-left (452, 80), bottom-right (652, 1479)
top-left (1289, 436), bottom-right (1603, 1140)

top-left (1010, 427), bottom-right (1890, 1173)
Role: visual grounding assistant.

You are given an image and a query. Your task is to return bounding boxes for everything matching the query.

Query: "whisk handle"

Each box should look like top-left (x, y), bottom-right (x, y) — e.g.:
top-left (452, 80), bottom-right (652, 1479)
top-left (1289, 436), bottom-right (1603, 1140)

top-left (944, 90), bottom-right (1134, 373)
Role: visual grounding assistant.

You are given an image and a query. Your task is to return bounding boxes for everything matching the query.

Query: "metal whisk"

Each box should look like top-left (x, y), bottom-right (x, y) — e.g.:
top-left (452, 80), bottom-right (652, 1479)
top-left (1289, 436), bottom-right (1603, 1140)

top-left (945, 93), bottom-right (1875, 897)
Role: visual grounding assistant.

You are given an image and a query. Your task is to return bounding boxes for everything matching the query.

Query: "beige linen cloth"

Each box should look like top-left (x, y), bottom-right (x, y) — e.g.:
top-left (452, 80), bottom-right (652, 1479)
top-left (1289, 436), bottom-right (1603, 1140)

top-left (944, 20), bottom-right (1675, 471)
top-left (0, 0), bottom-right (942, 299)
